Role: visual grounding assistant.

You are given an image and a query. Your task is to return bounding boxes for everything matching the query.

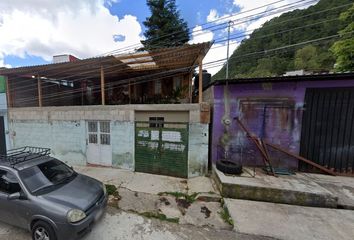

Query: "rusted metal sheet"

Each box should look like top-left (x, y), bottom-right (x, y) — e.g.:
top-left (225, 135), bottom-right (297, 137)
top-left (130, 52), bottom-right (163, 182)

top-left (235, 98), bottom-right (299, 169)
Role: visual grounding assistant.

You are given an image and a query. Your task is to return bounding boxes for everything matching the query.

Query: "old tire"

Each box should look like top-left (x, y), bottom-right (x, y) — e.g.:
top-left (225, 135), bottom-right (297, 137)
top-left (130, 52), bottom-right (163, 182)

top-left (216, 160), bottom-right (242, 175)
top-left (32, 221), bottom-right (57, 240)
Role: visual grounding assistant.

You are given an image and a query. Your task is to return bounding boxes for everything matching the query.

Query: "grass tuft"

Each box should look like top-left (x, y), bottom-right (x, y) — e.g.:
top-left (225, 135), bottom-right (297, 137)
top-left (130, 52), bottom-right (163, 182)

top-left (219, 205), bottom-right (234, 226)
top-left (141, 212), bottom-right (179, 223)
top-left (158, 191), bottom-right (199, 204)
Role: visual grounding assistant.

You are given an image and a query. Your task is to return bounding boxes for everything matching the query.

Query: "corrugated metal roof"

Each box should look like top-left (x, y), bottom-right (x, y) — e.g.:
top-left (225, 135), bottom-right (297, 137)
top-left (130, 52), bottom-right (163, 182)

top-left (0, 42), bottom-right (213, 79)
top-left (207, 72), bottom-right (354, 89)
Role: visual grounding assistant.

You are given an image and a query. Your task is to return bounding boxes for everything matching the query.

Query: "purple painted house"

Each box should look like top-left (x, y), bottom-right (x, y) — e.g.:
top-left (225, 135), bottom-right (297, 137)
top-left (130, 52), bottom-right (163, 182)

top-left (204, 73), bottom-right (354, 176)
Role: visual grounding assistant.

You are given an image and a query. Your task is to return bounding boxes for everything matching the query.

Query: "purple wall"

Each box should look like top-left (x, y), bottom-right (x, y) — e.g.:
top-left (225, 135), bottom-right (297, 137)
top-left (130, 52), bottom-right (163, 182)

top-left (211, 79), bottom-right (354, 169)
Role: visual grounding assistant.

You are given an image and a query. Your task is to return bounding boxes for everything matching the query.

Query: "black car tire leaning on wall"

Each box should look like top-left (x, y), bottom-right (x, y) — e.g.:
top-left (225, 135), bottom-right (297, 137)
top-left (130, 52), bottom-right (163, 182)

top-left (32, 221), bottom-right (57, 240)
top-left (216, 160), bottom-right (242, 175)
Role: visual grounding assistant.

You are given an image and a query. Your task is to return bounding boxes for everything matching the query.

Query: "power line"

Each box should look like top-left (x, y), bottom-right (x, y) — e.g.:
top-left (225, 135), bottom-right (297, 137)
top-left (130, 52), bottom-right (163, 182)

top-left (5, 0), bottom-right (350, 99)
top-left (7, 7), bottom-right (345, 96)
top-left (12, 31), bottom-right (351, 105)
top-left (104, 0), bottom-right (316, 55)
top-left (5, 0), bottom-right (327, 89)
top-left (99, 0), bottom-right (292, 56)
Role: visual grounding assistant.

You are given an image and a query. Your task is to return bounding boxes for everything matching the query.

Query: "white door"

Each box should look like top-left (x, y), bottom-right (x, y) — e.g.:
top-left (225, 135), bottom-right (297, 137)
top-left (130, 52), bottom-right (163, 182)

top-left (87, 121), bottom-right (112, 166)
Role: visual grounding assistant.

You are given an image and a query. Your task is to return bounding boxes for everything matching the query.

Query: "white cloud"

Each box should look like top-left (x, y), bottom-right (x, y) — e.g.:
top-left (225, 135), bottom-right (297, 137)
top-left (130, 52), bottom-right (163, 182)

top-left (207, 0), bottom-right (319, 33)
top-left (0, 0), bottom-right (143, 67)
top-left (199, 0), bottom-right (319, 76)
top-left (189, 25), bottom-right (214, 44)
top-left (207, 9), bottom-right (219, 22)
top-left (189, 26), bottom-right (239, 75)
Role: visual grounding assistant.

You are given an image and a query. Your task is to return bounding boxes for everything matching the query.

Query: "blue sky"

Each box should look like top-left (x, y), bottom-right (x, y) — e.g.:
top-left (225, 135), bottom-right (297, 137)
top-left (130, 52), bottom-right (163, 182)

top-left (107, 0), bottom-right (239, 30)
top-left (1, 0), bottom-right (238, 69)
top-left (0, 0), bottom-right (315, 74)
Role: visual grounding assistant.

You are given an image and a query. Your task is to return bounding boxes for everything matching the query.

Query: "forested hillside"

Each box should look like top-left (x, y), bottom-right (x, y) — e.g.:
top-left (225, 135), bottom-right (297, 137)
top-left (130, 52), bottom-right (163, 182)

top-left (213, 0), bottom-right (353, 79)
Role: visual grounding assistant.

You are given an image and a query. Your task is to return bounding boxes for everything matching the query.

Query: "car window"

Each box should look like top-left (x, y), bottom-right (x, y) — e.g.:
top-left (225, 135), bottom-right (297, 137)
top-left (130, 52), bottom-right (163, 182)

top-left (0, 170), bottom-right (22, 194)
top-left (19, 159), bottom-right (76, 194)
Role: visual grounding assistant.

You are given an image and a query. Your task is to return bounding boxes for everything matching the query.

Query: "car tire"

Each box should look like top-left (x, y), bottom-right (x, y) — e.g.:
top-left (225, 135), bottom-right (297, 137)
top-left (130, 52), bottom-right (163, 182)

top-left (32, 221), bottom-right (57, 240)
top-left (216, 160), bottom-right (243, 175)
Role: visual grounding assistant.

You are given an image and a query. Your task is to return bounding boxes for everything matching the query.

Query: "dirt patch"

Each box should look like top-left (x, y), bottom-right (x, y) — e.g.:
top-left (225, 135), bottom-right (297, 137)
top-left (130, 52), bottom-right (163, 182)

top-left (176, 198), bottom-right (191, 210)
top-left (200, 206), bottom-right (211, 218)
top-left (160, 197), bottom-right (171, 206)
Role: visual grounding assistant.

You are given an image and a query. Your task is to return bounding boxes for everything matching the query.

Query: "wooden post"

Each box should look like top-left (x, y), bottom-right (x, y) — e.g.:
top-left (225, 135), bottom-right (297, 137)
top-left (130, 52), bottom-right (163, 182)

top-left (100, 66), bottom-right (105, 105)
top-left (198, 58), bottom-right (203, 103)
top-left (5, 76), bottom-right (12, 108)
top-left (37, 75), bottom-right (42, 107)
top-left (189, 72), bottom-right (193, 103)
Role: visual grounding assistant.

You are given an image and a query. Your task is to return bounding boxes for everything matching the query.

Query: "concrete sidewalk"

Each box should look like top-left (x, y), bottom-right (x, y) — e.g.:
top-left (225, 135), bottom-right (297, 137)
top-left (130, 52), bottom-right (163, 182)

top-left (74, 166), bottom-right (230, 230)
top-left (74, 166), bottom-right (218, 195)
top-left (213, 166), bottom-right (354, 209)
top-left (0, 207), bottom-right (277, 240)
top-left (224, 199), bottom-right (354, 240)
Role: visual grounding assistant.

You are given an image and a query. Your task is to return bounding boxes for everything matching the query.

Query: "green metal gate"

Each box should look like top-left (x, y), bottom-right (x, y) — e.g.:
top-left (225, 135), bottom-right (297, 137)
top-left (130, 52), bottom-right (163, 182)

top-left (135, 121), bottom-right (189, 178)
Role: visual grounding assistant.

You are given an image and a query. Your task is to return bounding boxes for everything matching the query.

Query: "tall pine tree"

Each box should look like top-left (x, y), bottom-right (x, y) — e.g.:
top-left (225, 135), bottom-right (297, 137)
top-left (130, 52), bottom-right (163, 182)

top-left (142, 0), bottom-right (190, 50)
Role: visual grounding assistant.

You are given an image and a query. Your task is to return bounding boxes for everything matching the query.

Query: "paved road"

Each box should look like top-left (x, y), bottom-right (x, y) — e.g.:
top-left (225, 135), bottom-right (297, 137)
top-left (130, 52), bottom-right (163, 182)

top-left (0, 207), bottom-right (275, 240)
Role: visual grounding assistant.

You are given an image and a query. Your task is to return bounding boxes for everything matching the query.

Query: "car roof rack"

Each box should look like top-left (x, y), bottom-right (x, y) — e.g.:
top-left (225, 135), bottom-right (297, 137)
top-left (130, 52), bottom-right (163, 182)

top-left (0, 146), bottom-right (51, 166)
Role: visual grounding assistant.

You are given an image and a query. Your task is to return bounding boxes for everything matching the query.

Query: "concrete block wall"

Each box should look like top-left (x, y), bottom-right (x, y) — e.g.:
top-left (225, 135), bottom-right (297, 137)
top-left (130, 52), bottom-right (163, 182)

top-left (111, 121), bottom-right (135, 170)
top-left (8, 104), bottom-right (209, 177)
top-left (188, 123), bottom-right (209, 177)
top-left (11, 120), bottom-right (87, 166)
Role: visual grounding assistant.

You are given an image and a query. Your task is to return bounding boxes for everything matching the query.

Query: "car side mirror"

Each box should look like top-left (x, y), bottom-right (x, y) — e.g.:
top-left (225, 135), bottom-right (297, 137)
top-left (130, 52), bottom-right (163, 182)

top-left (8, 192), bottom-right (27, 200)
top-left (8, 192), bottom-right (21, 200)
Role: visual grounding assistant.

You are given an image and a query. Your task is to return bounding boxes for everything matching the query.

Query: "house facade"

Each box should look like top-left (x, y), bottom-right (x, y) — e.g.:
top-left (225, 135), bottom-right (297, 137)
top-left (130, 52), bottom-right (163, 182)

top-left (0, 42), bottom-right (212, 178)
top-left (8, 104), bottom-right (209, 178)
top-left (204, 73), bottom-right (354, 176)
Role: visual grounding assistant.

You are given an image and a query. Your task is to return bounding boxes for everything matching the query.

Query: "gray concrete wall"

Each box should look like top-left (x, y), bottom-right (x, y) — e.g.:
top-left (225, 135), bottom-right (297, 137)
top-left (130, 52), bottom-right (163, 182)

top-left (0, 93), bottom-right (10, 151)
top-left (8, 104), bottom-right (209, 177)
top-left (188, 123), bottom-right (209, 177)
top-left (135, 111), bottom-right (189, 122)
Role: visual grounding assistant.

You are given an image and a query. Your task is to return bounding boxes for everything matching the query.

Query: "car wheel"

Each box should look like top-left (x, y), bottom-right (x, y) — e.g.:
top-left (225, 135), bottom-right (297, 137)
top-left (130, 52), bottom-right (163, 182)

top-left (32, 221), bottom-right (57, 240)
top-left (216, 160), bottom-right (243, 175)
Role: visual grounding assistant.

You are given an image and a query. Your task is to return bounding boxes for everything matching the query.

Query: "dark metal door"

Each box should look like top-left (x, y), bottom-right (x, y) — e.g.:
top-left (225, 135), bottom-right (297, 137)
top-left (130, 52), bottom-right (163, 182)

top-left (0, 116), bottom-right (6, 155)
top-left (135, 121), bottom-right (189, 178)
top-left (300, 88), bottom-right (354, 175)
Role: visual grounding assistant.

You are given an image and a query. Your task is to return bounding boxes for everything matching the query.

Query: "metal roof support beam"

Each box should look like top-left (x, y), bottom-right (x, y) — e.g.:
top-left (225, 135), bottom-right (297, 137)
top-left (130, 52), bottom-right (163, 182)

top-left (37, 75), bottom-right (42, 107)
top-left (100, 66), bottom-right (105, 105)
top-left (198, 58), bottom-right (203, 103)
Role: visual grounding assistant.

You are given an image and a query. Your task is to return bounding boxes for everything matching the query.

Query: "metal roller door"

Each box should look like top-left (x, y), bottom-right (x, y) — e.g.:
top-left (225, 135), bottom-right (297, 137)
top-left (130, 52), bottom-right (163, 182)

top-left (135, 121), bottom-right (189, 178)
top-left (300, 87), bottom-right (354, 175)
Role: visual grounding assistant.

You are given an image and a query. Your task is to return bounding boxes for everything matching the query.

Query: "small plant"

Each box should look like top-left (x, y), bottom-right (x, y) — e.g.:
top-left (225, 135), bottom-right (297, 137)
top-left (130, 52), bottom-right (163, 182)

top-left (105, 184), bottom-right (120, 197)
top-left (140, 212), bottom-right (179, 223)
top-left (219, 200), bottom-right (234, 226)
top-left (158, 191), bottom-right (199, 204)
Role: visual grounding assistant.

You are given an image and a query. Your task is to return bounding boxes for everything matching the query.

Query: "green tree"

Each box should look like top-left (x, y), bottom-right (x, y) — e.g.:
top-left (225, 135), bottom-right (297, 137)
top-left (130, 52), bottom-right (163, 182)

top-left (142, 0), bottom-right (190, 50)
top-left (331, 3), bottom-right (354, 71)
top-left (294, 45), bottom-right (321, 70)
top-left (212, 0), bottom-right (352, 79)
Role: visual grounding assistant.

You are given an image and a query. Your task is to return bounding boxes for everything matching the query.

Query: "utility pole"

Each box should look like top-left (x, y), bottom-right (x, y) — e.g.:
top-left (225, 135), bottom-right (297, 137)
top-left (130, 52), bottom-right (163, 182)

top-left (226, 21), bottom-right (232, 79)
